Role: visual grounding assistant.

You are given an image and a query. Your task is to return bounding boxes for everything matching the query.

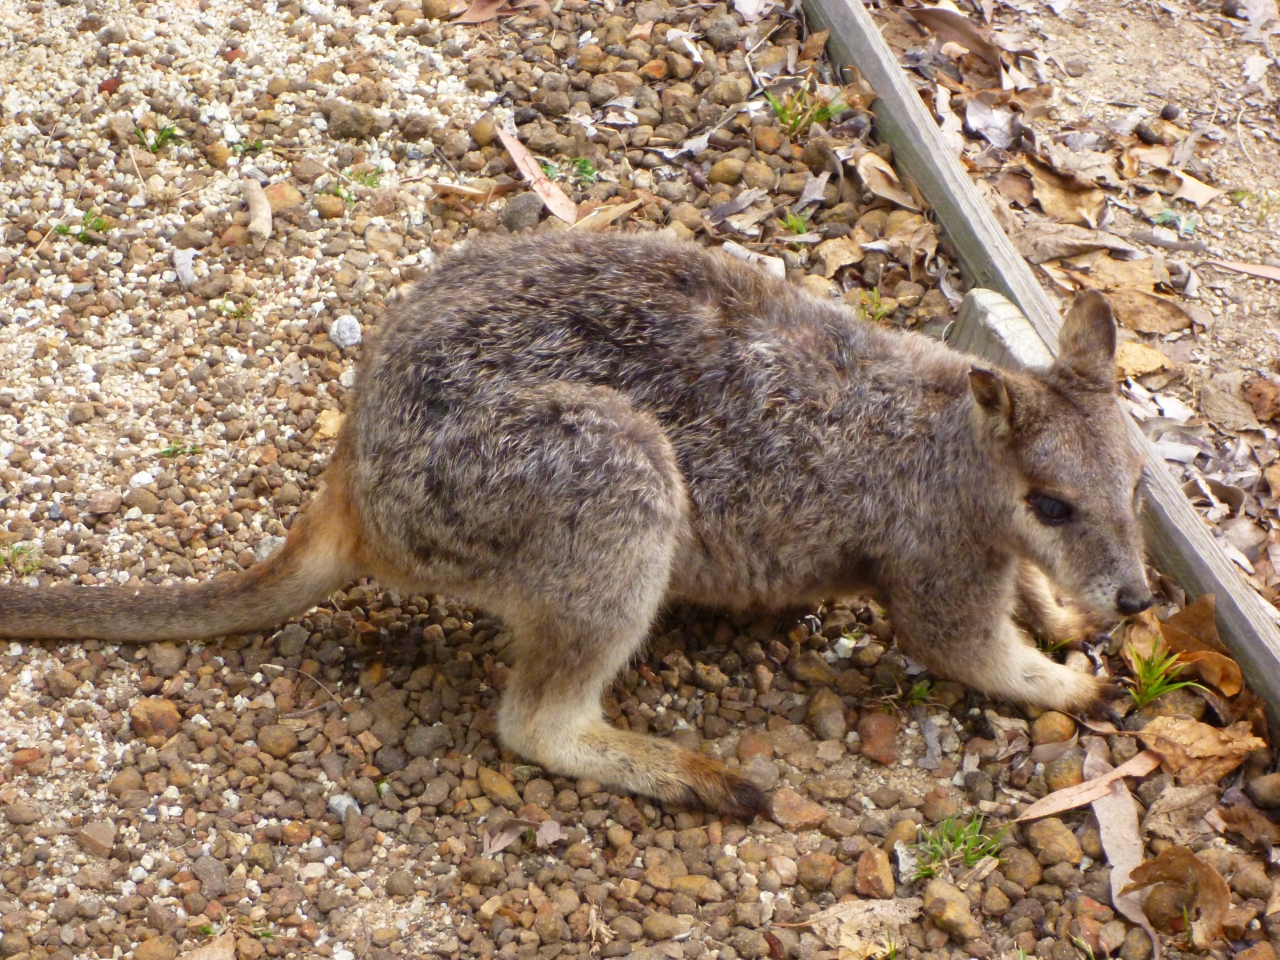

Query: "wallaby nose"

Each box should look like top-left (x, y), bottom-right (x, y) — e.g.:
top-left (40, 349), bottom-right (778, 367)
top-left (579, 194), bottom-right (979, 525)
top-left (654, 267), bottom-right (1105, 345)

top-left (1116, 586), bottom-right (1153, 616)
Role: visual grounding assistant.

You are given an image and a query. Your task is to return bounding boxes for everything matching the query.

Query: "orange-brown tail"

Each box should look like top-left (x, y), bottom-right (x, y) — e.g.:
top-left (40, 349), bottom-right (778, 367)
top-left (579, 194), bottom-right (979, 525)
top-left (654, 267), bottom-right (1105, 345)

top-left (0, 474), bottom-right (363, 643)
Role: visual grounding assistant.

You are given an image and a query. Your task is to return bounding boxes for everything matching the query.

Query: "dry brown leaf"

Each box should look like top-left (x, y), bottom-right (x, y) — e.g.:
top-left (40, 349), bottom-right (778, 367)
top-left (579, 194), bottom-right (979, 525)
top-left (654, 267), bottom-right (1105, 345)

top-left (179, 935), bottom-right (237, 960)
top-left (1139, 717), bottom-right (1266, 785)
top-left (814, 236), bottom-right (863, 277)
top-left (1120, 846), bottom-right (1231, 950)
top-left (1142, 783), bottom-right (1219, 845)
top-left (314, 409), bottom-right (344, 440)
top-left (855, 152), bottom-right (920, 210)
top-left (1163, 595), bottom-right (1231, 655)
top-left (908, 6), bottom-right (1004, 75)
top-left (572, 199), bottom-right (643, 232)
top-left (1012, 221), bottom-right (1139, 263)
top-left (454, 0), bottom-right (548, 22)
top-left (1115, 341), bottom-right (1170, 378)
top-left (1102, 287), bottom-right (1192, 335)
top-left (1127, 143), bottom-right (1175, 168)
top-left (1062, 250), bottom-right (1169, 290)
top-left (800, 28), bottom-right (829, 60)
top-left (995, 171), bottom-right (1035, 209)
top-left (1028, 157), bottom-right (1105, 226)
top-left (806, 898), bottom-right (923, 960)
top-left (1207, 259), bottom-right (1280, 283)
top-left (1044, 141), bottom-right (1123, 187)
top-left (1216, 802), bottom-right (1280, 847)
top-left (1172, 171), bottom-right (1224, 208)
top-left (1084, 739), bottom-right (1162, 960)
top-left (1016, 750), bottom-right (1162, 821)
top-left (1175, 650), bottom-right (1242, 697)
top-left (1244, 375), bottom-right (1280, 421)
top-left (496, 128), bottom-right (578, 224)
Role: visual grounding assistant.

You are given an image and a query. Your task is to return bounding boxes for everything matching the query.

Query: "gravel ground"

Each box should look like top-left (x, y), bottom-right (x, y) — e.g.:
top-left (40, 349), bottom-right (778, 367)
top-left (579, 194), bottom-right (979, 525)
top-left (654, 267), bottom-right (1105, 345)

top-left (2, 0), bottom-right (1280, 959)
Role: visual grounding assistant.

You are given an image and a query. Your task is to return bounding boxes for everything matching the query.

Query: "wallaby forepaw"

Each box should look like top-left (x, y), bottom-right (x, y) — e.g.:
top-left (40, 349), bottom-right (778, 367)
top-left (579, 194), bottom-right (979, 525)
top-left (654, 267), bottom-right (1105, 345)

top-left (670, 753), bottom-right (768, 818)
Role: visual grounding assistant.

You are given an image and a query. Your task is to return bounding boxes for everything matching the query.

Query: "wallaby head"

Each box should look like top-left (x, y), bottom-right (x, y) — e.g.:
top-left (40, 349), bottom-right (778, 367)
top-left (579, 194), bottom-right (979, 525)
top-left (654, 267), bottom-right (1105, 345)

top-left (968, 290), bottom-right (1150, 621)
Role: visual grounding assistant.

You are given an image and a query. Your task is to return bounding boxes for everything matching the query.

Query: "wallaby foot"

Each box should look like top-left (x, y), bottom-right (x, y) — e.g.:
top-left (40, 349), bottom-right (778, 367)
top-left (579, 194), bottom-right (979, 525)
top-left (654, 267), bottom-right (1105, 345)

top-left (498, 601), bottom-right (766, 817)
top-left (1015, 560), bottom-right (1099, 645)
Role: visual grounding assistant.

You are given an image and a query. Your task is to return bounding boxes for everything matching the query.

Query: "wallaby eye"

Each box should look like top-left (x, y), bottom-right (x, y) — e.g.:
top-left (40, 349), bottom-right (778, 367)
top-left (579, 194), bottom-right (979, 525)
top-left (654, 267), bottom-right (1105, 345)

top-left (1029, 494), bottom-right (1073, 525)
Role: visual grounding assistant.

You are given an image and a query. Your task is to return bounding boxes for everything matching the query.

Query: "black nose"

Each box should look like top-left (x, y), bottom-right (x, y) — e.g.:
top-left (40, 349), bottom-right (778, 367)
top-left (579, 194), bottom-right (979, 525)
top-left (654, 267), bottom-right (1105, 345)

top-left (1116, 587), bottom-right (1153, 616)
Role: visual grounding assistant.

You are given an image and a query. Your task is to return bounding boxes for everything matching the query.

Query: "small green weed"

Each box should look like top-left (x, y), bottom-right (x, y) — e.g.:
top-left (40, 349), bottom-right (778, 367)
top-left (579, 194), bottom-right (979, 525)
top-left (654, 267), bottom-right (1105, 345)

top-left (853, 288), bottom-right (893, 324)
top-left (326, 182), bottom-right (356, 204)
top-left (197, 924), bottom-right (217, 937)
top-left (764, 85), bottom-right (846, 138)
top-left (1126, 641), bottom-right (1205, 709)
top-left (778, 210), bottom-right (810, 235)
top-left (570, 157), bottom-right (598, 182)
top-left (211, 297), bottom-right (254, 320)
top-left (231, 139), bottom-right (266, 156)
top-left (349, 168), bottom-right (380, 188)
top-left (55, 209), bottom-right (110, 240)
top-left (1153, 208), bottom-right (1198, 237)
top-left (1035, 632), bottom-right (1074, 656)
top-left (3, 544), bottom-right (40, 579)
top-left (159, 442), bottom-right (202, 458)
top-left (878, 931), bottom-right (897, 960)
top-left (539, 159), bottom-right (559, 178)
top-left (911, 815), bottom-right (1005, 881)
top-left (136, 125), bottom-right (180, 154)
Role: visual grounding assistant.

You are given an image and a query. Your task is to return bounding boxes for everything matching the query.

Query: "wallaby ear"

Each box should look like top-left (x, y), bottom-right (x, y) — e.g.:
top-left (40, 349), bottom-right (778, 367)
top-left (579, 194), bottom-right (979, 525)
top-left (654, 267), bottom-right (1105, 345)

top-left (1057, 290), bottom-right (1117, 386)
top-left (969, 366), bottom-right (1014, 437)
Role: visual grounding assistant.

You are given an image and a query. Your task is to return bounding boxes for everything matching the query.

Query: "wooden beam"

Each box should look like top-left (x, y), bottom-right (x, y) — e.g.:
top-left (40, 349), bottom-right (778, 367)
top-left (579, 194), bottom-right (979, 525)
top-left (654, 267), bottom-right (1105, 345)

top-left (806, 0), bottom-right (1280, 721)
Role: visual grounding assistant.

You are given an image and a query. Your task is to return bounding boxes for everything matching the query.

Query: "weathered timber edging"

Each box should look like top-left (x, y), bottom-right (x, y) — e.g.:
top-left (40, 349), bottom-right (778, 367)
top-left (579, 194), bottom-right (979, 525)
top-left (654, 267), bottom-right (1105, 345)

top-left (803, 0), bottom-right (1280, 721)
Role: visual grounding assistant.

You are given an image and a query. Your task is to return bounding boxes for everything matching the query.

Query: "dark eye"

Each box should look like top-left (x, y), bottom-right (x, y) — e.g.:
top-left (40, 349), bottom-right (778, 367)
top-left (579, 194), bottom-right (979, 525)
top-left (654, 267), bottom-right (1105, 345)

top-left (1030, 494), bottom-right (1073, 525)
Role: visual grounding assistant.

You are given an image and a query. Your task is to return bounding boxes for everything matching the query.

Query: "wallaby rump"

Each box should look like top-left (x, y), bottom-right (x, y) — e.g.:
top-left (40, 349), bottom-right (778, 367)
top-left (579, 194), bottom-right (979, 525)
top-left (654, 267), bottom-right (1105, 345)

top-left (0, 232), bottom-right (1150, 816)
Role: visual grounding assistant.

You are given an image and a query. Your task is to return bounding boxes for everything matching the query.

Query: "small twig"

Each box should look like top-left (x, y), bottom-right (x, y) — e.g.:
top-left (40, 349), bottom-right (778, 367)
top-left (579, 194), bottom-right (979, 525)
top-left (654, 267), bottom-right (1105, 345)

top-left (259, 662), bottom-right (345, 711)
top-left (1236, 105), bottom-right (1259, 172)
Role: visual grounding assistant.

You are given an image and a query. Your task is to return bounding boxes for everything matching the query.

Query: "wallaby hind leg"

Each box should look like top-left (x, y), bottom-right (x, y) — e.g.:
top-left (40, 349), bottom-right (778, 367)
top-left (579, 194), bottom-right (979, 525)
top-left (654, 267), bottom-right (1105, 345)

top-left (383, 383), bottom-right (765, 816)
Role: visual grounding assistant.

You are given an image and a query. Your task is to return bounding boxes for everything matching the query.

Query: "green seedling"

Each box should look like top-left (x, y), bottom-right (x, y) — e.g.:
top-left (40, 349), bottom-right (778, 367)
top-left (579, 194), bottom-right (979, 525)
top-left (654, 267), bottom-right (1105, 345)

top-left (778, 210), bottom-right (810, 235)
top-left (570, 157), bottom-right (598, 182)
top-left (326, 183), bottom-right (356, 204)
top-left (159, 442), bottom-right (202, 458)
top-left (911, 815), bottom-right (1005, 881)
top-left (853, 288), bottom-right (893, 324)
top-left (231, 139), bottom-right (266, 156)
top-left (539, 159), bottom-right (559, 178)
top-left (1035, 632), bottom-right (1075, 656)
top-left (764, 86), bottom-right (846, 138)
top-left (1126, 641), bottom-right (1205, 709)
top-left (55, 209), bottom-right (110, 240)
top-left (136, 125), bottom-right (180, 154)
top-left (211, 297), bottom-right (254, 320)
top-left (3, 544), bottom-right (40, 579)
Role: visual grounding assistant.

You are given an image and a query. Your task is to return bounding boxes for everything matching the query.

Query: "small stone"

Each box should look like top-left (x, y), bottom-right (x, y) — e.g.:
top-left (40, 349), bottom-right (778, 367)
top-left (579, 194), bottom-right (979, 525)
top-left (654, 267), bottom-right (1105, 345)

top-left (1236, 944), bottom-right (1278, 960)
top-left (870, 785), bottom-right (901, 808)
top-left (706, 16), bottom-right (742, 51)
top-left (855, 847), bottom-right (895, 898)
top-left (148, 642), bottom-right (185, 678)
top-left (326, 101), bottom-right (377, 139)
top-left (1044, 754), bottom-right (1085, 791)
top-left (478, 767), bottom-right (523, 809)
top-left (753, 126), bottom-right (784, 153)
top-left (3, 800), bottom-right (39, 825)
top-left (807, 687), bottom-right (848, 741)
top-left (797, 852), bottom-right (839, 891)
top-left (469, 114), bottom-right (498, 147)
top-left (386, 871), bottom-right (415, 897)
top-left (330, 314), bottom-right (363, 348)
top-left (921, 787), bottom-right (959, 822)
top-left (45, 668), bottom-right (80, 698)
top-left (742, 754), bottom-right (780, 791)
top-left (67, 401), bottom-right (96, 424)
top-left (1026, 818), bottom-right (1083, 865)
top-left (708, 158), bottom-right (745, 185)
top-left (1247, 772), bottom-right (1280, 809)
top-left (405, 724), bottom-right (452, 756)
top-left (503, 192), bottom-right (544, 232)
top-left (125, 488), bottom-right (162, 514)
top-left (204, 142), bottom-right (233, 169)
top-left (771, 787), bottom-right (829, 830)
top-left (981, 885), bottom-right (1010, 916)
top-left (314, 194), bottom-right (346, 219)
top-left (883, 817), bottom-right (918, 851)
top-left (641, 913), bottom-right (690, 940)
top-left (171, 224), bottom-right (213, 249)
top-left (423, 0), bottom-right (453, 18)
top-left (707, 75), bottom-right (750, 106)
top-left (1230, 859), bottom-right (1272, 900)
top-left (263, 181), bottom-right (305, 211)
top-left (923, 878), bottom-right (983, 942)
top-left (257, 724), bottom-right (298, 759)
top-left (129, 698), bottom-right (181, 742)
top-left (293, 158), bottom-right (328, 183)
top-left (857, 712), bottom-right (898, 765)
top-left (1031, 711), bottom-right (1076, 745)
top-left (133, 938), bottom-right (178, 960)
top-left (1001, 846), bottom-right (1043, 888)
top-left (108, 766), bottom-right (143, 795)
top-left (1064, 57), bottom-right (1089, 77)
top-left (790, 649), bottom-right (838, 684)
top-left (1119, 925), bottom-right (1154, 960)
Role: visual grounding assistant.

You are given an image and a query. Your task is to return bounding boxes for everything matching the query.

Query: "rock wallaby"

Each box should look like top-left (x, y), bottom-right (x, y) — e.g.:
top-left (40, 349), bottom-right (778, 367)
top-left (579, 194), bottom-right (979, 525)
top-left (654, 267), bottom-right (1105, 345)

top-left (0, 232), bottom-right (1151, 816)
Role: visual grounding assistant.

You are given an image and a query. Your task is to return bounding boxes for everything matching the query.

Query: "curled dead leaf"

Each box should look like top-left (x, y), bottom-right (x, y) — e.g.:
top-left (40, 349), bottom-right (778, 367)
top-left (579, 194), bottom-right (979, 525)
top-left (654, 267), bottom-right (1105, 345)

top-left (806, 897), bottom-right (923, 960)
top-left (1138, 716), bottom-right (1265, 785)
top-left (1216, 801), bottom-right (1280, 847)
top-left (814, 236), bottom-right (863, 277)
top-left (1115, 341), bottom-right (1170, 378)
top-left (1028, 157), bottom-right (1105, 227)
top-left (1101, 287), bottom-right (1192, 335)
top-left (1120, 846), bottom-right (1231, 950)
top-left (855, 152), bottom-right (920, 211)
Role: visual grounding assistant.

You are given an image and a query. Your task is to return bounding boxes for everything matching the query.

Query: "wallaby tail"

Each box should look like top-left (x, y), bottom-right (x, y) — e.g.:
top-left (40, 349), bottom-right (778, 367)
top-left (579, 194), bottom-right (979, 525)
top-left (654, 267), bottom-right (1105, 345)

top-left (0, 469), bottom-right (363, 643)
